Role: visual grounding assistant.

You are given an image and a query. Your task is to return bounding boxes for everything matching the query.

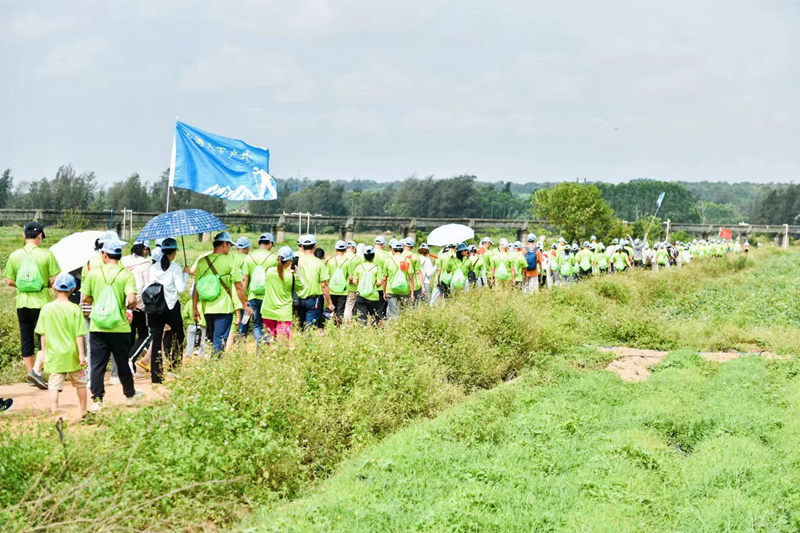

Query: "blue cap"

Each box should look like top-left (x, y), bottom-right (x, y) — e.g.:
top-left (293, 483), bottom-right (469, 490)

top-left (99, 230), bottom-right (124, 244)
top-left (404, 238), bottom-right (415, 247)
top-left (335, 240), bottom-right (347, 251)
top-left (54, 272), bottom-right (76, 292)
top-left (236, 236), bottom-right (251, 249)
top-left (259, 232), bottom-right (274, 243)
top-left (213, 231), bottom-right (235, 244)
top-left (346, 240), bottom-right (357, 248)
top-left (419, 243), bottom-right (429, 250)
top-left (391, 240), bottom-right (404, 250)
top-left (160, 237), bottom-right (178, 251)
top-left (374, 236), bottom-right (386, 245)
top-left (457, 243), bottom-right (468, 252)
top-left (101, 239), bottom-right (124, 255)
top-left (277, 246), bottom-right (294, 261)
top-left (301, 234), bottom-right (317, 246)
top-left (133, 239), bottom-right (151, 249)
top-left (151, 248), bottom-right (163, 262)
top-left (364, 246), bottom-right (375, 255)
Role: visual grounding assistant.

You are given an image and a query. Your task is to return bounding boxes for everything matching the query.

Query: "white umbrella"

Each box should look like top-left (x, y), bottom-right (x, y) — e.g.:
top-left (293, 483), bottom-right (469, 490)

top-left (49, 231), bottom-right (103, 273)
top-left (426, 224), bottom-right (474, 246)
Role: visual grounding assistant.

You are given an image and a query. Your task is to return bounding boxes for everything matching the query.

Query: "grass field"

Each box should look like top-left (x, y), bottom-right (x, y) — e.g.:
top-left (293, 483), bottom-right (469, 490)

top-left (1, 222), bottom-right (797, 531)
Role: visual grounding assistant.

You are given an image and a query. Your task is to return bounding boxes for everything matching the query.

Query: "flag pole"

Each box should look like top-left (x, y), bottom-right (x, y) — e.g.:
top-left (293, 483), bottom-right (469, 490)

top-left (644, 199), bottom-right (663, 241)
top-left (167, 119), bottom-right (178, 213)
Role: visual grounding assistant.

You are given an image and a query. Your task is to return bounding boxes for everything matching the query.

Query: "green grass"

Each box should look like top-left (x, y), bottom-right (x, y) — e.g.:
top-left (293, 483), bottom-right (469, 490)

top-left (0, 227), bottom-right (797, 531)
top-left (251, 352), bottom-right (800, 532)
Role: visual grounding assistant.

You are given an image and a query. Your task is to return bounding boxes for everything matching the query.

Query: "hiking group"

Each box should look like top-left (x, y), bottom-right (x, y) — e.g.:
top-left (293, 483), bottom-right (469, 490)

top-left (2, 221), bottom-right (745, 417)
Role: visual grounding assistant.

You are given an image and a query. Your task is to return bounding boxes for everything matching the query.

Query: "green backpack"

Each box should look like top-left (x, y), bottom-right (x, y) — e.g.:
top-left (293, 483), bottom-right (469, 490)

top-left (329, 259), bottom-right (347, 293)
top-left (196, 256), bottom-right (227, 301)
top-left (597, 255), bottom-right (609, 270)
top-left (90, 269), bottom-right (124, 329)
top-left (357, 265), bottom-right (377, 298)
top-left (16, 250), bottom-right (44, 292)
top-left (495, 261), bottom-right (510, 281)
top-left (560, 258), bottom-right (572, 277)
top-left (250, 256), bottom-right (269, 296)
top-left (580, 254), bottom-right (592, 271)
top-left (389, 261), bottom-right (409, 292)
top-left (451, 268), bottom-right (466, 289)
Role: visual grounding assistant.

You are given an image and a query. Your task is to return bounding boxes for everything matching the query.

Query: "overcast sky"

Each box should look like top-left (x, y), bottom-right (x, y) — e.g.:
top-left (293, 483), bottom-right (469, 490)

top-left (1, 0), bottom-right (797, 185)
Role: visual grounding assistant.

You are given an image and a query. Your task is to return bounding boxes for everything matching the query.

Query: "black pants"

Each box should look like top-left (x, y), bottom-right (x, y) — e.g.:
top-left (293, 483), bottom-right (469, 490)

top-left (128, 310), bottom-right (148, 363)
top-left (377, 290), bottom-right (388, 319)
top-left (331, 294), bottom-right (347, 324)
top-left (147, 303), bottom-right (185, 384)
top-left (17, 307), bottom-right (41, 358)
top-left (355, 296), bottom-right (381, 325)
top-left (90, 332), bottom-right (135, 400)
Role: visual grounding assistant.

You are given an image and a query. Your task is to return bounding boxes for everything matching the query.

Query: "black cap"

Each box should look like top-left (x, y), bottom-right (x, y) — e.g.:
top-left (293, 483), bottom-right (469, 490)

top-left (24, 221), bottom-right (45, 239)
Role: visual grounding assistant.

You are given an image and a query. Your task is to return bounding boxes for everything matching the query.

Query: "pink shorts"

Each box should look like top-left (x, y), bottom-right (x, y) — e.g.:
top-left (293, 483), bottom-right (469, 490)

top-left (263, 319), bottom-right (291, 341)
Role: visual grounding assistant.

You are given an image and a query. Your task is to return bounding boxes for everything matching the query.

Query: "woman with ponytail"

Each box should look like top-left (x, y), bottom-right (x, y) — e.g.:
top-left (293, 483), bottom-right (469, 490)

top-left (261, 246), bottom-right (304, 341)
top-left (145, 237), bottom-right (188, 383)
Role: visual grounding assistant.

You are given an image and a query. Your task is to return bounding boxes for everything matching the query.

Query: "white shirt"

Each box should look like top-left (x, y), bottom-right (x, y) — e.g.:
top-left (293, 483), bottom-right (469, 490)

top-left (122, 254), bottom-right (151, 310)
top-left (146, 260), bottom-right (188, 310)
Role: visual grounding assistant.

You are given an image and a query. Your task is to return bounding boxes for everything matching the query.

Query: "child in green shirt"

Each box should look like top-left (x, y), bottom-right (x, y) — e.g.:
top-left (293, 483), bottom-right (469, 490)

top-left (34, 273), bottom-right (88, 416)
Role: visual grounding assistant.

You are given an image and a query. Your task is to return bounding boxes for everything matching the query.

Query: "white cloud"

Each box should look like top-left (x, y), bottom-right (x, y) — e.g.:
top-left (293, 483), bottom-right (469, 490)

top-left (179, 46), bottom-right (313, 102)
top-left (322, 108), bottom-right (379, 132)
top-left (37, 36), bottom-right (115, 80)
top-left (334, 63), bottom-right (411, 97)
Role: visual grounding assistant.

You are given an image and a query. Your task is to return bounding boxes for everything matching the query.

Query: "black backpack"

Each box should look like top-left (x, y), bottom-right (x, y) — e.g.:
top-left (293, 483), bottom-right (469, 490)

top-left (142, 282), bottom-right (168, 314)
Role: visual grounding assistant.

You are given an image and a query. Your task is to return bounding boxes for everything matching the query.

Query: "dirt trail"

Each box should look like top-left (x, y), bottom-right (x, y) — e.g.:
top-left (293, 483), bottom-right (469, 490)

top-left (0, 372), bottom-right (164, 421)
top-left (601, 346), bottom-right (781, 382)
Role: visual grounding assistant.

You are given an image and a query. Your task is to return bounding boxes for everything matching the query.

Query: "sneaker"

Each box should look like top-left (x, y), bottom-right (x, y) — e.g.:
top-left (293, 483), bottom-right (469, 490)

top-left (109, 376), bottom-right (121, 386)
top-left (26, 371), bottom-right (48, 390)
top-left (125, 390), bottom-right (144, 406)
top-left (89, 399), bottom-right (103, 412)
top-left (0, 398), bottom-right (12, 412)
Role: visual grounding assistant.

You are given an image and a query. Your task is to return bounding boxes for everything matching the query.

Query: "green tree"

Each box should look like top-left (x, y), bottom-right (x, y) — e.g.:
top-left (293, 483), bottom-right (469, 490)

top-left (148, 170), bottom-right (227, 213)
top-left (532, 183), bottom-right (616, 242)
top-left (282, 181), bottom-right (347, 215)
top-left (597, 179), bottom-right (699, 222)
top-left (16, 165), bottom-right (97, 210)
top-left (0, 168), bottom-right (13, 208)
top-left (694, 201), bottom-right (737, 224)
top-left (106, 173), bottom-right (151, 210)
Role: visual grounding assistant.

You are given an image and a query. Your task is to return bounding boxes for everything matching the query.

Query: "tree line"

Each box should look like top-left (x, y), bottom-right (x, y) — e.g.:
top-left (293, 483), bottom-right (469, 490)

top-left (0, 166), bottom-right (793, 224)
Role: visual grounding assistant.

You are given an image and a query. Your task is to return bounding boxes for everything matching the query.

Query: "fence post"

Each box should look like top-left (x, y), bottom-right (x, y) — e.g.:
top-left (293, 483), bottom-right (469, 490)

top-left (784, 224), bottom-right (789, 249)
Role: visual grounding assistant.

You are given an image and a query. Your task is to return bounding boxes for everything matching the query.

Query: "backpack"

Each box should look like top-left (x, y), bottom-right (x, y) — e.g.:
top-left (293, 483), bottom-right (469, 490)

top-left (16, 250), bottom-right (44, 292)
top-left (579, 253), bottom-right (592, 271)
top-left (357, 264), bottom-right (377, 298)
top-left (451, 268), bottom-right (466, 289)
top-left (249, 255), bottom-right (270, 296)
top-left (90, 268), bottom-right (124, 329)
top-left (389, 268), bottom-right (409, 292)
top-left (597, 255), bottom-right (609, 270)
top-left (196, 256), bottom-right (230, 301)
top-left (142, 282), bottom-right (168, 314)
top-left (524, 247), bottom-right (538, 271)
top-left (495, 260), bottom-right (510, 281)
top-left (328, 259), bottom-right (347, 293)
top-left (560, 258), bottom-right (572, 277)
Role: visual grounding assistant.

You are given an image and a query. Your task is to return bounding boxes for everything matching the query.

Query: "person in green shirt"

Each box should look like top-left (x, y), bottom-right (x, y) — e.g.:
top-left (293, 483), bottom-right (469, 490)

top-left (384, 240), bottom-right (416, 318)
top-left (80, 239), bottom-right (140, 410)
top-left (490, 238), bottom-right (516, 289)
top-left (343, 240), bottom-right (361, 322)
top-left (4, 222), bottom-right (60, 375)
top-left (326, 240), bottom-right (351, 323)
top-left (511, 242), bottom-right (527, 287)
top-left (576, 242), bottom-right (594, 279)
top-left (240, 232), bottom-right (277, 343)
top-left (296, 234), bottom-right (335, 329)
top-left (261, 246), bottom-right (305, 341)
top-left (402, 238), bottom-right (425, 303)
top-left (372, 236), bottom-right (390, 319)
top-left (34, 273), bottom-right (88, 416)
top-left (594, 243), bottom-right (610, 274)
top-left (192, 232), bottom-right (252, 355)
top-left (351, 246), bottom-right (386, 325)
top-left (613, 240), bottom-right (632, 272)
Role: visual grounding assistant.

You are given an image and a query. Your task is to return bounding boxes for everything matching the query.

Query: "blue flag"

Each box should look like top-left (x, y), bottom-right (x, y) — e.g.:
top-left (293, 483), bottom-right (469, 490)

top-left (169, 120), bottom-right (277, 201)
top-left (656, 192), bottom-right (665, 208)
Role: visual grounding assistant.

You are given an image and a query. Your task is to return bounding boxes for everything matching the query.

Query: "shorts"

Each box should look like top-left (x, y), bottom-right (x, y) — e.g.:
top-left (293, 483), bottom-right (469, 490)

top-left (48, 370), bottom-right (87, 390)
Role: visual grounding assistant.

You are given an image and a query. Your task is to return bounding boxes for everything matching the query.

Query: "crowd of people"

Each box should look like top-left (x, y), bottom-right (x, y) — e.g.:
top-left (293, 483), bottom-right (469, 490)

top-left (2, 221), bottom-right (745, 417)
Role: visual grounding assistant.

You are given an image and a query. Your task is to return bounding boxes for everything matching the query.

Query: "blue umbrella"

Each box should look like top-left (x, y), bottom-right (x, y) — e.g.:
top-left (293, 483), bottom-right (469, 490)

top-left (136, 209), bottom-right (227, 266)
top-left (136, 209), bottom-right (226, 241)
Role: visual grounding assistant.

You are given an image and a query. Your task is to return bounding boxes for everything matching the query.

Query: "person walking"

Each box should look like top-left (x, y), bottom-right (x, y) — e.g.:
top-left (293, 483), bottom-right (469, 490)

top-left (326, 240), bottom-right (351, 323)
top-left (80, 238), bottom-right (141, 412)
top-left (402, 238), bottom-right (425, 303)
top-left (522, 233), bottom-right (543, 293)
top-left (343, 241), bottom-right (361, 322)
top-left (384, 240), bottom-right (416, 317)
top-left (296, 235), bottom-right (335, 329)
top-left (192, 232), bottom-right (252, 355)
top-left (351, 246), bottom-right (386, 325)
top-left (490, 238), bottom-right (516, 289)
top-left (144, 238), bottom-right (188, 384)
top-left (261, 246), bottom-right (304, 341)
top-left (122, 240), bottom-right (151, 374)
top-left (4, 222), bottom-right (60, 382)
top-left (240, 232), bottom-right (277, 344)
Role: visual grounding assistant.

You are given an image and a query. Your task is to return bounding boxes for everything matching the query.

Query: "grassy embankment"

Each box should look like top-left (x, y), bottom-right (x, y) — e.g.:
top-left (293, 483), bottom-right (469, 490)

top-left (1, 237), bottom-right (797, 531)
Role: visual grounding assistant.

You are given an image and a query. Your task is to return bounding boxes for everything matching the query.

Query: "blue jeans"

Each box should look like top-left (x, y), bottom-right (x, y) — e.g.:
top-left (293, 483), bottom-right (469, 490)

top-left (238, 299), bottom-right (264, 343)
top-left (299, 296), bottom-right (322, 329)
top-left (205, 313), bottom-right (233, 354)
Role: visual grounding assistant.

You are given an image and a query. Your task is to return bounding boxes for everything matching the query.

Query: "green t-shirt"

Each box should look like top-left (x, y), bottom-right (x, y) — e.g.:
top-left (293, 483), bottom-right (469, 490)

top-left (491, 251), bottom-right (515, 280)
top-left (80, 253), bottom-right (103, 283)
top-left (325, 255), bottom-right (351, 296)
top-left (4, 243), bottom-right (60, 309)
top-left (384, 253), bottom-right (415, 295)
top-left (35, 299), bottom-right (87, 373)
top-left (82, 262), bottom-right (137, 333)
top-left (373, 248), bottom-right (390, 270)
top-left (245, 249), bottom-right (278, 300)
top-left (297, 254), bottom-right (329, 298)
top-left (613, 251), bottom-right (628, 270)
top-left (514, 253), bottom-right (526, 281)
top-left (595, 252), bottom-right (609, 270)
top-left (344, 252), bottom-right (362, 292)
top-left (576, 249), bottom-right (593, 271)
top-left (352, 261), bottom-right (385, 301)
top-left (193, 253), bottom-right (243, 314)
top-left (261, 266), bottom-right (303, 322)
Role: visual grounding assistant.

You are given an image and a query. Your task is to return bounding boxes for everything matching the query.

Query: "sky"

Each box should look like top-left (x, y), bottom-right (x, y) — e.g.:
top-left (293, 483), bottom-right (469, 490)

top-left (1, 0), bottom-right (798, 185)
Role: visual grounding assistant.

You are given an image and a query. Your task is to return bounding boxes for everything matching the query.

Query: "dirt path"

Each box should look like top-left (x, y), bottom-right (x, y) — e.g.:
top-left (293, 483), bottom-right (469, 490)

top-left (0, 372), bottom-right (164, 421)
top-left (601, 346), bottom-right (781, 382)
